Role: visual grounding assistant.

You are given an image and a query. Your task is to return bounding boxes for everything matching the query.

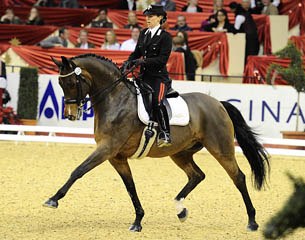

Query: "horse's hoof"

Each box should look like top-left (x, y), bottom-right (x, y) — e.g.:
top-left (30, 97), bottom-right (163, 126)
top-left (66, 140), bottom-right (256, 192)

top-left (177, 208), bottom-right (188, 222)
top-left (129, 224), bottom-right (142, 232)
top-left (247, 221), bottom-right (259, 231)
top-left (43, 199), bottom-right (58, 209)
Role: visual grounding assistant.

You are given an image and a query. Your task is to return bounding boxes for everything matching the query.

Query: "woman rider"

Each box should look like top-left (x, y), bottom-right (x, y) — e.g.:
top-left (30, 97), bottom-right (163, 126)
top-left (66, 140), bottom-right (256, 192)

top-left (122, 5), bottom-right (172, 147)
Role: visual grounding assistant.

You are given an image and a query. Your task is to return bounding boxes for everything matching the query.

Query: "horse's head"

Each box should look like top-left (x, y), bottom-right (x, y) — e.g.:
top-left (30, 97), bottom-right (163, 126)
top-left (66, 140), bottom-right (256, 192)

top-left (52, 56), bottom-right (91, 121)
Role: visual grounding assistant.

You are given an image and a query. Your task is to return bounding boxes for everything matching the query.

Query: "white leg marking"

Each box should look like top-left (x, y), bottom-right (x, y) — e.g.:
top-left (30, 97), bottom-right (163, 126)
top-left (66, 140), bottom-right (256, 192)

top-left (175, 198), bottom-right (185, 215)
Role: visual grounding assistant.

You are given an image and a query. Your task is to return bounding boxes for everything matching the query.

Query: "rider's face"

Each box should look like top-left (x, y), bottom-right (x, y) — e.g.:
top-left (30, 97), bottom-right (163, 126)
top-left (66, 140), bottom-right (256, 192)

top-left (146, 15), bottom-right (162, 29)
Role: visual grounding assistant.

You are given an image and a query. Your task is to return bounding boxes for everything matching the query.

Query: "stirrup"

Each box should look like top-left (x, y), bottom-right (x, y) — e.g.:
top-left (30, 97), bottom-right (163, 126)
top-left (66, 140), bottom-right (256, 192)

top-left (157, 131), bottom-right (172, 147)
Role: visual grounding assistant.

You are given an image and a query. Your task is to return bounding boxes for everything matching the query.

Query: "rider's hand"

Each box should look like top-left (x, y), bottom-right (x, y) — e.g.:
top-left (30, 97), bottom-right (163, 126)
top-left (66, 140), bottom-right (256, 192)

top-left (132, 59), bottom-right (145, 67)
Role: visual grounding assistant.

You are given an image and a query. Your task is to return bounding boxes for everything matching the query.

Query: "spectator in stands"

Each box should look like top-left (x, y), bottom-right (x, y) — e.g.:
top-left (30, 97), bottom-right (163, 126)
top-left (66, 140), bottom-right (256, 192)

top-left (75, 29), bottom-right (95, 49)
top-left (101, 30), bottom-right (120, 50)
top-left (90, 9), bottom-right (113, 28)
top-left (25, 7), bottom-right (44, 26)
top-left (59, 0), bottom-right (79, 8)
top-left (261, 0), bottom-right (279, 15)
top-left (200, 0), bottom-right (224, 31)
top-left (182, 0), bottom-right (203, 13)
top-left (124, 12), bottom-right (142, 30)
top-left (119, 0), bottom-right (136, 10)
top-left (34, 0), bottom-right (55, 7)
top-left (154, 0), bottom-right (176, 11)
top-left (170, 15), bottom-right (192, 31)
top-left (203, 9), bottom-right (234, 33)
top-left (229, 1), bottom-right (259, 64)
top-left (251, 0), bottom-right (280, 14)
top-left (172, 36), bottom-right (197, 81)
top-left (120, 27), bottom-right (140, 51)
top-left (136, 0), bottom-right (150, 11)
top-left (0, 8), bottom-right (22, 24)
top-left (39, 27), bottom-right (70, 48)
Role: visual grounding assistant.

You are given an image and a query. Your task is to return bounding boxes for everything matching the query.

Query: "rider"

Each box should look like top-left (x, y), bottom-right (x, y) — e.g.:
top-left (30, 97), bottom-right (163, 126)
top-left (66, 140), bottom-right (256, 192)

top-left (121, 4), bottom-right (172, 147)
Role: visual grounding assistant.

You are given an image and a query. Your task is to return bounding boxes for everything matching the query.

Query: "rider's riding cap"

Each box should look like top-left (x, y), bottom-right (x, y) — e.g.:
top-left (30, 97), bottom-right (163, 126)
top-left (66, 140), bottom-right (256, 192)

top-left (143, 5), bottom-right (167, 24)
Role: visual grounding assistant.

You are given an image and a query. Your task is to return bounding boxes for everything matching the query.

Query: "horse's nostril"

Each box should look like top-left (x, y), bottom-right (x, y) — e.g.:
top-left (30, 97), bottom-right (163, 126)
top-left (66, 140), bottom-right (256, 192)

top-left (68, 115), bottom-right (76, 121)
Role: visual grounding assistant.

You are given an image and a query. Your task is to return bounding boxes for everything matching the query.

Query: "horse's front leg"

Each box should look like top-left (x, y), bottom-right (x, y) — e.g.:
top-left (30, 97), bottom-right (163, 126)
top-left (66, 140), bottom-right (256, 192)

top-left (43, 146), bottom-right (110, 208)
top-left (109, 157), bottom-right (144, 232)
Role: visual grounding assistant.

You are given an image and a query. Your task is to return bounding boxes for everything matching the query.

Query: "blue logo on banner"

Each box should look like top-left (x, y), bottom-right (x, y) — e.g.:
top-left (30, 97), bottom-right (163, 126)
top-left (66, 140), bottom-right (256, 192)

top-left (39, 80), bottom-right (59, 119)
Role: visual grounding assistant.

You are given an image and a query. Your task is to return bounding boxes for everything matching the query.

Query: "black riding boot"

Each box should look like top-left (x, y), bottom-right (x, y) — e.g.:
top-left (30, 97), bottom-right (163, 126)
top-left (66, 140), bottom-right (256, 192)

top-left (156, 104), bottom-right (171, 147)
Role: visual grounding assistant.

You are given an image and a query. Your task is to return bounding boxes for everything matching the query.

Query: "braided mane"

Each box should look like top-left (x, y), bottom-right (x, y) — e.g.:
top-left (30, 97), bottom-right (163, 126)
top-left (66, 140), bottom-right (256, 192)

top-left (70, 53), bottom-right (120, 70)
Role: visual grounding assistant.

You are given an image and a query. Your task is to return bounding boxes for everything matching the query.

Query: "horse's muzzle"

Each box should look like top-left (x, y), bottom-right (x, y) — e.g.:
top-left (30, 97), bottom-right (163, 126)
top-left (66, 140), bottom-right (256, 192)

top-left (66, 115), bottom-right (76, 121)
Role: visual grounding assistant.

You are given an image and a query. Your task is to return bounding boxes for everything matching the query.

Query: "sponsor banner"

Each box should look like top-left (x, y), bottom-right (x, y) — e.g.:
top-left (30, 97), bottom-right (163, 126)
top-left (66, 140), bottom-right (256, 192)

top-left (6, 74), bottom-right (305, 138)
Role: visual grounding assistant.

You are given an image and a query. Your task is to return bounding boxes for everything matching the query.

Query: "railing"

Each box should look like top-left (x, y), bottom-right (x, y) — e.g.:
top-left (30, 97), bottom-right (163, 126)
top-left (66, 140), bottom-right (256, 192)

top-left (6, 65), bottom-right (259, 83)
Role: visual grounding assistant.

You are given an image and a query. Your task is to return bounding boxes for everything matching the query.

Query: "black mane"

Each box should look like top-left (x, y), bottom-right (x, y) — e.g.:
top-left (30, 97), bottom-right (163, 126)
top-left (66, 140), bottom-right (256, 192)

top-left (70, 53), bottom-right (120, 71)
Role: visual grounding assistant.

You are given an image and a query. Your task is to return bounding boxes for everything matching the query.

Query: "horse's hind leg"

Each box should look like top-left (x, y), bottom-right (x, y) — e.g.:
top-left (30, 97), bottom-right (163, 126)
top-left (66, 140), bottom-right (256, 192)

top-left (109, 157), bottom-right (144, 232)
top-left (170, 151), bottom-right (205, 222)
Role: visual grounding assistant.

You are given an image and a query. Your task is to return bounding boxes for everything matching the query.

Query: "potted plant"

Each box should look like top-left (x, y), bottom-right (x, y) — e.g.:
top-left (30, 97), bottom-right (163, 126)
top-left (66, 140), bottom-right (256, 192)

top-left (17, 67), bottom-right (39, 126)
top-left (266, 42), bottom-right (305, 139)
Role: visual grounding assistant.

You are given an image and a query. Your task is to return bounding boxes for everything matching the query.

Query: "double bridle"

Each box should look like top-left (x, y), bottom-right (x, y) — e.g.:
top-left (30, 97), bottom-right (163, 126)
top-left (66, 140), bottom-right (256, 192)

top-left (59, 66), bottom-right (138, 120)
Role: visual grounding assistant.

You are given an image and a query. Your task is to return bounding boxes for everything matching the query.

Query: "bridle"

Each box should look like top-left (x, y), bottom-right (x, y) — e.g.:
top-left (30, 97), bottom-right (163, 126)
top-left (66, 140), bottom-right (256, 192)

top-left (59, 65), bottom-right (139, 120)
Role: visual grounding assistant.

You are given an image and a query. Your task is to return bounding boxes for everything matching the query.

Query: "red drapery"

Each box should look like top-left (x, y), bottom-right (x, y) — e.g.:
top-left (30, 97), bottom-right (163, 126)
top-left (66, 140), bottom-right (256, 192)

top-left (67, 27), bottom-right (229, 75)
top-left (0, 24), bottom-right (57, 45)
top-left (290, 35), bottom-right (305, 55)
top-left (243, 55), bottom-right (305, 84)
top-left (11, 45), bottom-right (185, 80)
top-left (0, 44), bottom-right (11, 54)
top-left (2, 0), bottom-right (120, 8)
top-left (279, 0), bottom-right (305, 35)
top-left (0, 6), bottom-right (98, 26)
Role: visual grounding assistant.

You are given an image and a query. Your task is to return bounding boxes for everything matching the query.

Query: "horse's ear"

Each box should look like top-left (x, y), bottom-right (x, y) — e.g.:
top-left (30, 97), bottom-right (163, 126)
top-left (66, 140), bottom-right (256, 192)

top-left (51, 57), bottom-right (63, 68)
top-left (70, 60), bottom-right (77, 69)
top-left (61, 56), bottom-right (70, 67)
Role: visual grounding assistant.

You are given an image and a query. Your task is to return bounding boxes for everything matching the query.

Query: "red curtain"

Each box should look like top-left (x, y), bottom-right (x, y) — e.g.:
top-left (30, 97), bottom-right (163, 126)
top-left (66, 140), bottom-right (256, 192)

top-left (279, 0), bottom-right (305, 35)
top-left (68, 28), bottom-right (228, 75)
top-left (2, 0), bottom-right (120, 8)
top-left (243, 55), bottom-right (305, 84)
top-left (290, 35), bottom-right (305, 55)
top-left (0, 24), bottom-right (57, 45)
top-left (11, 45), bottom-right (185, 80)
top-left (0, 44), bottom-right (11, 54)
top-left (0, 6), bottom-right (99, 26)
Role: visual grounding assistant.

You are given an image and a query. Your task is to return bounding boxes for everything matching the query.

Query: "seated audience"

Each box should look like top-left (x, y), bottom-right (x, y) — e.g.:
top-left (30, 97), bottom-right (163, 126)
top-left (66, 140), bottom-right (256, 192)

top-left (182, 0), bottom-right (203, 12)
top-left (124, 12), bottom-right (142, 30)
top-left (34, 0), bottom-right (56, 7)
top-left (203, 9), bottom-right (234, 33)
top-left (59, 0), bottom-right (79, 8)
top-left (170, 15), bottom-right (192, 31)
top-left (172, 36), bottom-right (197, 81)
top-left (261, 0), bottom-right (279, 15)
top-left (90, 9), bottom-right (113, 28)
top-left (119, 0), bottom-right (136, 10)
top-left (0, 8), bottom-right (22, 24)
top-left (229, 2), bottom-right (259, 64)
top-left (25, 7), bottom-right (44, 26)
top-left (75, 29), bottom-right (95, 49)
top-left (120, 27), bottom-right (140, 51)
top-left (136, 0), bottom-right (150, 11)
top-left (39, 27), bottom-right (70, 48)
top-left (101, 30), bottom-right (120, 50)
top-left (154, 0), bottom-right (176, 11)
top-left (250, 0), bottom-right (280, 14)
top-left (200, 0), bottom-right (224, 30)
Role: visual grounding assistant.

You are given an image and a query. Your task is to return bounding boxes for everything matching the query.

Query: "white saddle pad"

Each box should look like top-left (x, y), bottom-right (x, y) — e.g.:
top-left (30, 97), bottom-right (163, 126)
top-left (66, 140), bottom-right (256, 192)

top-left (137, 93), bottom-right (190, 126)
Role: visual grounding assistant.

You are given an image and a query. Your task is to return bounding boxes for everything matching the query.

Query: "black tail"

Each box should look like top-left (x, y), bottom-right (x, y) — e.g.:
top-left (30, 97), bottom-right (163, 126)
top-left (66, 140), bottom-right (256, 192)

top-left (221, 101), bottom-right (270, 190)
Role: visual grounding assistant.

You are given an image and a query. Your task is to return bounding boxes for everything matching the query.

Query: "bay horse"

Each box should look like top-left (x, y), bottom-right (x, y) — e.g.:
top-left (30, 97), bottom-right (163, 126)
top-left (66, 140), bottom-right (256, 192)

top-left (44, 54), bottom-right (270, 232)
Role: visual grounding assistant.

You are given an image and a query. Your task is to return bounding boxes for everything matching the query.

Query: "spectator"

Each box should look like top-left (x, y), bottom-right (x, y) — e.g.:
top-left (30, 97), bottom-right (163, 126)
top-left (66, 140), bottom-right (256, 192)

top-left (0, 8), bottom-right (22, 24)
top-left (182, 0), bottom-right (203, 13)
top-left (172, 36), bottom-right (197, 81)
top-left (119, 0), bottom-right (136, 10)
top-left (200, 0), bottom-right (224, 31)
top-left (229, 1), bottom-right (259, 64)
top-left (0, 55), bottom-right (7, 90)
top-left (154, 0), bottom-right (176, 11)
top-left (124, 12), bottom-right (142, 30)
top-left (250, 0), bottom-right (280, 14)
top-left (75, 29), bottom-right (95, 49)
top-left (34, 0), bottom-right (55, 7)
top-left (136, 0), bottom-right (150, 11)
top-left (120, 27), bottom-right (140, 51)
top-left (170, 15), bottom-right (192, 31)
top-left (59, 0), bottom-right (79, 8)
top-left (213, 0), bottom-right (224, 12)
top-left (39, 27), bottom-right (70, 48)
top-left (261, 0), bottom-right (279, 15)
top-left (101, 30), bottom-right (120, 50)
top-left (25, 7), bottom-right (44, 26)
top-left (203, 9), bottom-right (234, 33)
top-left (90, 9), bottom-right (113, 28)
